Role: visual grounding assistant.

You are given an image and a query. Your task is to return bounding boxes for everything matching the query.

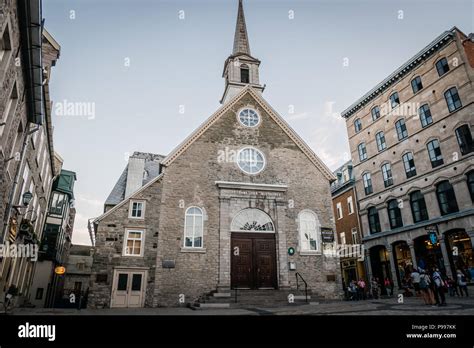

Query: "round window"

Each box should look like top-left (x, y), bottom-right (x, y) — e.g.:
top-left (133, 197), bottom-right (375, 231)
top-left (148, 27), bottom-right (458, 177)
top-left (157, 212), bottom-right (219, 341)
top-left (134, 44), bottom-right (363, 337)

top-left (237, 147), bottom-right (265, 174)
top-left (238, 108), bottom-right (260, 127)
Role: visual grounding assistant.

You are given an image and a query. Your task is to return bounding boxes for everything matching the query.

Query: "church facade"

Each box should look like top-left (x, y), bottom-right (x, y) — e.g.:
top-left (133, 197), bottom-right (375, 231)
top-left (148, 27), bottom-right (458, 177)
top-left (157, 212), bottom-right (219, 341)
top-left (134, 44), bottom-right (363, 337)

top-left (88, 0), bottom-right (341, 308)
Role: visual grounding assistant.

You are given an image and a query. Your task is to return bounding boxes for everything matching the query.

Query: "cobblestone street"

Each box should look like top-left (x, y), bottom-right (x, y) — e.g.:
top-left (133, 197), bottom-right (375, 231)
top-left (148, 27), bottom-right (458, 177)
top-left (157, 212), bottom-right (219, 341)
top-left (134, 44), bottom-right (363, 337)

top-left (9, 296), bottom-right (474, 316)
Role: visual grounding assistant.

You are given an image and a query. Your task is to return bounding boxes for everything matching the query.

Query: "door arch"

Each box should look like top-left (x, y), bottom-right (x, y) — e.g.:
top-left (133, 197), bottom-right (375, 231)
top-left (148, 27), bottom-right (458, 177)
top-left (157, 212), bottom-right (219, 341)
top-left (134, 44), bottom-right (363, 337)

top-left (230, 209), bottom-right (277, 289)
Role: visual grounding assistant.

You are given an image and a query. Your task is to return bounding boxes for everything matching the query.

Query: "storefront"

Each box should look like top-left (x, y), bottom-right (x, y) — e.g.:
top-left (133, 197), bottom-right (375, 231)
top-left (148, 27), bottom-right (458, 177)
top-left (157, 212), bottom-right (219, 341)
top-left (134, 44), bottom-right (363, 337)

top-left (392, 241), bottom-right (413, 288)
top-left (445, 229), bottom-right (474, 281)
top-left (413, 234), bottom-right (446, 273)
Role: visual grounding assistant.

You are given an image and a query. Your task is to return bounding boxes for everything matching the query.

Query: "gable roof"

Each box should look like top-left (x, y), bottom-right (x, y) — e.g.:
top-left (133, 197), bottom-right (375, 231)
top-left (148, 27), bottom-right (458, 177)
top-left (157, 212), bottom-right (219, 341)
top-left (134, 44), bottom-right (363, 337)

top-left (94, 173), bottom-right (164, 223)
top-left (161, 86), bottom-right (336, 181)
top-left (104, 152), bottom-right (165, 207)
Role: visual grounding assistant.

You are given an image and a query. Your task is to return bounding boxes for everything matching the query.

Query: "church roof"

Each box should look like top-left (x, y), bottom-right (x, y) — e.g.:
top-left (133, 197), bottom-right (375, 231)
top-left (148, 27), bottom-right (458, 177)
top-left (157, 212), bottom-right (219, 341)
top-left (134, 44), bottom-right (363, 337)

top-left (233, 0), bottom-right (251, 55)
top-left (104, 152), bottom-right (165, 207)
top-left (161, 86), bottom-right (336, 182)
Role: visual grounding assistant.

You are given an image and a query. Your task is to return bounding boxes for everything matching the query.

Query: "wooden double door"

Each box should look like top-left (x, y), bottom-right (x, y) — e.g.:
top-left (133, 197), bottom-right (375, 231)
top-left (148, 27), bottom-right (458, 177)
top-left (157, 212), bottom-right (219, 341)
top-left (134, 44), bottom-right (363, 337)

top-left (231, 233), bottom-right (277, 289)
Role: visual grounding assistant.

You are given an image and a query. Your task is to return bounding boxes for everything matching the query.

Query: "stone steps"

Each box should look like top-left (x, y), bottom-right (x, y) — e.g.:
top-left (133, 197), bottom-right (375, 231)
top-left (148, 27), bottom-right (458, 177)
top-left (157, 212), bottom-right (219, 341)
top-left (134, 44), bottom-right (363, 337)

top-left (192, 289), bottom-right (322, 309)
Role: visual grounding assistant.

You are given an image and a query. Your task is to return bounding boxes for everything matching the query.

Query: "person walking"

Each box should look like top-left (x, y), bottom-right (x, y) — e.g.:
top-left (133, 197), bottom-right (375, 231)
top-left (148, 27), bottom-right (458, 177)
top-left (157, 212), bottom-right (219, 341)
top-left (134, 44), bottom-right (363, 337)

top-left (419, 270), bottom-right (433, 305)
top-left (371, 277), bottom-right (379, 299)
top-left (410, 268), bottom-right (421, 296)
top-left (357, 279), bottom-right (366, 300)
top-left (432, 268), bottom-right (447, 306)
top-left (384, 277), bottom-right (393, 296)
top-left (457, 269), bottom-right (469, 297)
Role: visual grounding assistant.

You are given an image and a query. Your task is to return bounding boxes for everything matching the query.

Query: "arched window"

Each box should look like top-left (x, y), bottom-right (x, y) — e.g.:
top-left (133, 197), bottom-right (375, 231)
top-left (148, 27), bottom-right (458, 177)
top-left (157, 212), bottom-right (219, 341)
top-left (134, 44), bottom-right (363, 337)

top-left (427, 139), bottom-right (443, 168)
top-left (184, 207), bottom-right (203, 248)
top-left (395, 119), bottom-right (408, 140)
top-left (358, 143), bottom-right (367, 161)
top-left (231, 208), bottom-right (274, 232)
top-left (354, 118), bottom-right (362, 133)
top-left (240, 64), bottom-right (249, 83)
top-left (298, 211), bottom-right (320, 252)
top-left (381, 163), bottom-right (393, 187)
top-left (402, 152), bottom-right (417, 178)
top-left (362, 173), bottom-right (373, 195)
top-left (371, 106), bottom-right (380, 121)
top-left (436, 57), bottom-right (449, 76)
top-left (418, 104), bottom-right (432, 127)
top-left (410, 190), bottom-right (429, 223)
top-left (455, 125), bottom-right (473, 155)
top-left (375, 131), bottom-right (386, 151)
top-left (436, 181), bottom-right (459, 216)
top-left (367, 207), bottom-right (381, 234)
top-left (444, 87), bottom-right (462, 112)
top-left (411, 76), bottom-right (423, 93)
top-left (467, 171), bottom-right (474, 203)
top-left (387, 199), bottom-right (403, 229)
top-left (390, 92), bottom-right (400, 109)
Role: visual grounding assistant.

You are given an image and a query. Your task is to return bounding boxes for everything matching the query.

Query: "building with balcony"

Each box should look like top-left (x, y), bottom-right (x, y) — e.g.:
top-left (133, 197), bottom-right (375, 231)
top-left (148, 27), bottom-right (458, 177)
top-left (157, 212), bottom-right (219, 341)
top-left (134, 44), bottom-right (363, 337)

top-left (30, 166), bottom-right (76, 307)
top-left (341, 27), bottom-right (474, 292)
top-left (0, 0), bottom-right (61, 304)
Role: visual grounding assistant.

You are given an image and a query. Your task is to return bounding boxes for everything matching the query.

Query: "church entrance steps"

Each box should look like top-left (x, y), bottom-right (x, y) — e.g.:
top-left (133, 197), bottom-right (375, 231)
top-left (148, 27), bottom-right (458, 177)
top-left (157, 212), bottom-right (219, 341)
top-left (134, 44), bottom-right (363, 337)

top-left (191, 289), bottom-right (324, 309)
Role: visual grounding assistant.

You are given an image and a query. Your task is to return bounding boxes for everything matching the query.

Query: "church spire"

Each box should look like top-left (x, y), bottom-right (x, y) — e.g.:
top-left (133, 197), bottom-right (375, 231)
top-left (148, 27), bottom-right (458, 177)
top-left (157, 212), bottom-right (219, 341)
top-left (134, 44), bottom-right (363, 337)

top-left (233, 0), bottom-right (251, 55)
top-left (220, 0), bottom-right (264, 104)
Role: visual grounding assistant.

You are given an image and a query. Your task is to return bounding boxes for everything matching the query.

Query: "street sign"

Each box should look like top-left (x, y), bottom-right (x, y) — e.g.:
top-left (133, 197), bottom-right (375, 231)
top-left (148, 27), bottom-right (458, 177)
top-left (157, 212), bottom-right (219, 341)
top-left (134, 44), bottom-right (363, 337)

top-left (55, 266), bottom-right (66, 275)
top-left (321, 228), bottom-right (334, 243)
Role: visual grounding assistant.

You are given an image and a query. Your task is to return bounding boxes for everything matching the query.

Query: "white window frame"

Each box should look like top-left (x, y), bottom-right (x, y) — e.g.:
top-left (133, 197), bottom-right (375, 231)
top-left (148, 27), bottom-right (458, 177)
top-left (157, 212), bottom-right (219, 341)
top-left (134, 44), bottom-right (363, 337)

top-left (237, 107), bottom-right (261, 128)
top-left (351, 227), bottom-right (358, 244)
top-left (347, 196), bottom-right (354, 215)
top-left (336, 202), bottom-right (343, 220)
top-left (129, 200), bottom-right (145, 219)
top-left (298, 210), bottom-right (321, 254)
top-left (183, 206), bottom-right (204, 249)
top-left (123, 229), bottom-right (145, 257)
top-left (340, 232), bottom-right (346, 245)
top-left (236, 146), bottom-right (266, 175)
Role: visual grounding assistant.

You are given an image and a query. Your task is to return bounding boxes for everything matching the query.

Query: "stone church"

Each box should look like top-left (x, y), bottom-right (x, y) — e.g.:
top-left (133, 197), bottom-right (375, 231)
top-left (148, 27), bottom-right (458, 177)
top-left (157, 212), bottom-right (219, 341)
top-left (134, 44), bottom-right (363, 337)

top-left (89, 0), bottom-right (341, 308)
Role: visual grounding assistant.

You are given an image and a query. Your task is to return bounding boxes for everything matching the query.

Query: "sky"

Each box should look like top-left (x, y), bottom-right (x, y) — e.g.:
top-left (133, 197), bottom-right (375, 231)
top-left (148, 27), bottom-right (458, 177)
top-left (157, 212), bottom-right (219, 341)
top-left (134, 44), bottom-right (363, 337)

top-left (42, 0), bottom-right (474, 245)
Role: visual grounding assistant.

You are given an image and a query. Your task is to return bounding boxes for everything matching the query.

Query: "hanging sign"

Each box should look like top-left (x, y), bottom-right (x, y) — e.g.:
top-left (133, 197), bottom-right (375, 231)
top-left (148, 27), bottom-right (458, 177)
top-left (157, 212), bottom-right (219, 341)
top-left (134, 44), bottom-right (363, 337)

top-left (321, 228), bottom-right (334, 243)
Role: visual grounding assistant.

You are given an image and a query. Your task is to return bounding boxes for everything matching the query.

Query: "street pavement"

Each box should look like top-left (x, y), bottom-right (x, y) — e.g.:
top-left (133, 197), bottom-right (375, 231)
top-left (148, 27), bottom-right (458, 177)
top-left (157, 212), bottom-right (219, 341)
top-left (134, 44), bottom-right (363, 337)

top-left (9, 295), bottom-right (474, 316)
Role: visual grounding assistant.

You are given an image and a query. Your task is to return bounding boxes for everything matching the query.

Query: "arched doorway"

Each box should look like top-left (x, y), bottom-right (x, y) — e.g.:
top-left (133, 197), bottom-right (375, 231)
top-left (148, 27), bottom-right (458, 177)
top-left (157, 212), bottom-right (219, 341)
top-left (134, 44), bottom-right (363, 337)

top-left (369, 245), bottom-right (391, 295)
top-left (413, 234), bottom-right (445, 274)
top-left (445, 229), bottom-right (474, 282)
top-left (392, 241), bottom-right (412, 288)
top-left (230, 209), bottom-right (277, 289)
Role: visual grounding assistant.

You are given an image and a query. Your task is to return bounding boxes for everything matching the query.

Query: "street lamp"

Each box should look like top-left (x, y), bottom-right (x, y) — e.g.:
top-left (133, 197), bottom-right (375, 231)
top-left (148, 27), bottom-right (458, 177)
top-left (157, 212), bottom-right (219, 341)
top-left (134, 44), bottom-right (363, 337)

top-left (22, 191), bottom-right (33, 207)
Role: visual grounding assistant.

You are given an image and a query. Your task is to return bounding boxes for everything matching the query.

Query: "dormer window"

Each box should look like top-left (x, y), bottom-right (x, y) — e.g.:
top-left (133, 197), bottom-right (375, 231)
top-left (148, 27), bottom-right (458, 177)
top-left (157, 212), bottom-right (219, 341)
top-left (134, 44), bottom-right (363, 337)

top-left (240, 64), bottom-right (249, 83)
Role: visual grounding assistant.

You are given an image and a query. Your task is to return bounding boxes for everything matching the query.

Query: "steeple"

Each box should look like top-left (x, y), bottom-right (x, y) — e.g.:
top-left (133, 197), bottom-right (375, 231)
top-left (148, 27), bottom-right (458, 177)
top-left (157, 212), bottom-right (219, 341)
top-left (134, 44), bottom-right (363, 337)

top-left (233, 0), bottom-right (251, 56)
top-left (220, 0), bottom-right (264, 104)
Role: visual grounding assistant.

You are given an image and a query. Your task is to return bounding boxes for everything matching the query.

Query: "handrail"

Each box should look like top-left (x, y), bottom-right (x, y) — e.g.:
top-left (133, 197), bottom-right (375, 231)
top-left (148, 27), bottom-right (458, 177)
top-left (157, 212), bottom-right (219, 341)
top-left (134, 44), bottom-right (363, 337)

top-left (295, 272), bottom-right (308, 303)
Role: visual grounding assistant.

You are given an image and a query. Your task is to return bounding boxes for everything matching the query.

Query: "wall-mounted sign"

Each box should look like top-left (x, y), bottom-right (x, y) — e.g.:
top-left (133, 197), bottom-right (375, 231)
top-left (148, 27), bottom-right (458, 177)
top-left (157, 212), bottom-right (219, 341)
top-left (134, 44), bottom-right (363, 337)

top-left (321, 228), bottom-right (334, 243)
top-left (288, 247), bottom-right (295, 256)
top-left (162, 260), bottom-right (175, 269)
top-left (428, 231), bottom-right (438, 245)
top-left (55, 266), bottom-right (66, 275)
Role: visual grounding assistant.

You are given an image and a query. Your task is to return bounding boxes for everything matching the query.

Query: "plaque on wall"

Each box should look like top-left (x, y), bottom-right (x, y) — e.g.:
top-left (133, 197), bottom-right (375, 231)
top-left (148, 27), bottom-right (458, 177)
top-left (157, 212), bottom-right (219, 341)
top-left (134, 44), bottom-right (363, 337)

top-left (321, 227), bottom-right (334, 243)
top-left (162, 260), bottom-right (175, 269)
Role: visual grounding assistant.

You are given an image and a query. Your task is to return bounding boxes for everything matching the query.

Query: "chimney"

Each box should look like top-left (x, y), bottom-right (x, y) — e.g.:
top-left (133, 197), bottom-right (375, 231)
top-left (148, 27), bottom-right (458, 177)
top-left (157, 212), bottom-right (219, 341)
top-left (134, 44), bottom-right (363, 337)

top-left (124, 155), bottom-right (145, 198)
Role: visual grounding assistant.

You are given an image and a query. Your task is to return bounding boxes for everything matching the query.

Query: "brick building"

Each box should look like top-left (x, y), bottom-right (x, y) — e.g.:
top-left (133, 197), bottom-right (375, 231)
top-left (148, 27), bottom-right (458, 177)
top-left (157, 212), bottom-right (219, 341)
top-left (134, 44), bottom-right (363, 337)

top-left (341, 27), bottom-right (474, 292)
top-left (0, 0), bottom-right (61, 305)
top-left (89, 0), bottom-right (341, 308)
top-left (330, 160), bottom-right (365, 288)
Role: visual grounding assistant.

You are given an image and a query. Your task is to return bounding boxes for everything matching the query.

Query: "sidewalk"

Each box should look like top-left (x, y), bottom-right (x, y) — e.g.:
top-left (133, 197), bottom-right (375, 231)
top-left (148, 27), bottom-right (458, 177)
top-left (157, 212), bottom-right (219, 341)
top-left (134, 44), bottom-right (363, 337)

top-left (8, 296), bottom-right (474, 316)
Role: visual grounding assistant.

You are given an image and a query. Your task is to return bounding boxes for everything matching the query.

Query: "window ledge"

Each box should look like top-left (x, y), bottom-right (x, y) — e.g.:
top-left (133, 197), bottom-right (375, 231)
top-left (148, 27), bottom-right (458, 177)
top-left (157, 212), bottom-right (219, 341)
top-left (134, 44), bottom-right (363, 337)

top-left (299, 251), bottom-right (322, 256)
top-left (181, 247), bottom-right (206, 253)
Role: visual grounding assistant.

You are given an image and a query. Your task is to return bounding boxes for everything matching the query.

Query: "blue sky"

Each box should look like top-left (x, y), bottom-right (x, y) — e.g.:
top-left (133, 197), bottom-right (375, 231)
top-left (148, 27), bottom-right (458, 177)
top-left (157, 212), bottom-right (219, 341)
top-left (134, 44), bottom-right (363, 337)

top-left (42, 0), bottom-right (473, 245)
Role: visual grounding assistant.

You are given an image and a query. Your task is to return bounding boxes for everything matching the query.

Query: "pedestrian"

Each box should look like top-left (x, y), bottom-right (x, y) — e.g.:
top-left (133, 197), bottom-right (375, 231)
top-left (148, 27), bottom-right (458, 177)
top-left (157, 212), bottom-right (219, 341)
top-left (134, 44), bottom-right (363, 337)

top-left (457, 269), bottom-right (469, 297)
top-left (432, 268), bottom-right (447, 306)
top-left (419, 270), bottom-right (433, 305)
top-left (347, 280), bottom-right (357, 301)
top-left (446, 277), bottom-right (459, 297)
top-left (384, 277), bottom-right (393, 296)
top-left (357, 278), bottom-right (366, 300)
top-left (410, 268), bottom-right (421, 296)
